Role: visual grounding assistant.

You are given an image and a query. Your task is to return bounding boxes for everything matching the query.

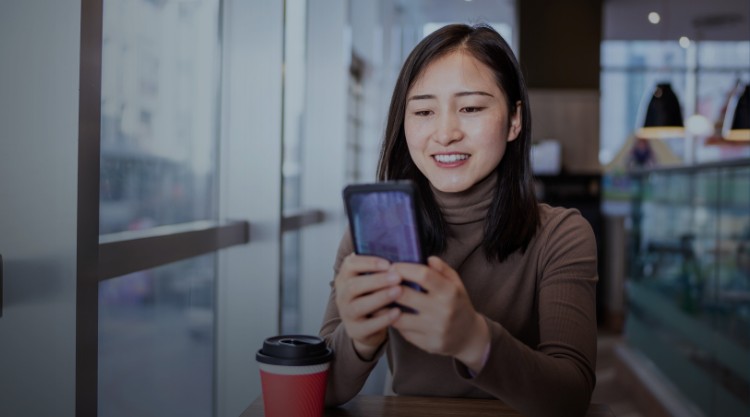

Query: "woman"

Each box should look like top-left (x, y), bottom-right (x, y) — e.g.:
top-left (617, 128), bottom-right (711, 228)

top-left (320, 23), bottom-right (598, 417)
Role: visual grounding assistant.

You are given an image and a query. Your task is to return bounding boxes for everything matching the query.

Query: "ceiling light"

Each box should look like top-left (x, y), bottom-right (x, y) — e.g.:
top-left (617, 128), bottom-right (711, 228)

top-left (648, 12), bottom-right (661, 24)
top-left (679, 36), bottom-right (691, 48)
top-left (723, 84), bottom-right (750, 141)
top-left (685, 114), bottom-right (714, 137)
top-left (637, 83), bottom-right (685, 139)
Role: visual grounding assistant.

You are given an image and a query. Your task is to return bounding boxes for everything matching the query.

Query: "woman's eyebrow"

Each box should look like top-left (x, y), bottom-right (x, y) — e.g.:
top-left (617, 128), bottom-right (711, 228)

top-left (455, 91), bottom-right (494, 98)
top-left (407, 91), bottom-right (493, 102)
top-left (407, 94), bottom-right (435, 102)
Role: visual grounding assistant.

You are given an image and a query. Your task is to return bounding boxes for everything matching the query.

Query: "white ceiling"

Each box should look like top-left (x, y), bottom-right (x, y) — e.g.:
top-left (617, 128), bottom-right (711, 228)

top-left (396, 0), bottom-right (750, 41)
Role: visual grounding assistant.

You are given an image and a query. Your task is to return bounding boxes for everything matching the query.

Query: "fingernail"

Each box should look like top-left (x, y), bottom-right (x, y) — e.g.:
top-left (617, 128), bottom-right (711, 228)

top-left (388, 286), bottom-right (401, 297)
top-left (387, 272), bottom-right (399, 283)
top-left (378, 260), bottom-right (391, 269)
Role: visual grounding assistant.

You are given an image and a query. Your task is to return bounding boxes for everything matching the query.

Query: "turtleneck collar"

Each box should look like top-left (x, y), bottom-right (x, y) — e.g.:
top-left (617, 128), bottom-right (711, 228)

top-left (429, 172), bottom-right (497, 225)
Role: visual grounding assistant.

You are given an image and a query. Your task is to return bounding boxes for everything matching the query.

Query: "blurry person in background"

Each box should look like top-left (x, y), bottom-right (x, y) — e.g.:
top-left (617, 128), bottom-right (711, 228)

top-left (320, 24), bottom-right (598, 417)
top-left (627, 137), bottom-right (657, 169)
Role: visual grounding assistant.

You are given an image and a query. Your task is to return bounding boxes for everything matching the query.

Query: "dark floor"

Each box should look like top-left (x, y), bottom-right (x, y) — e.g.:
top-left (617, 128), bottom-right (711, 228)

top-left (592, 332), bottom-right (655, 417)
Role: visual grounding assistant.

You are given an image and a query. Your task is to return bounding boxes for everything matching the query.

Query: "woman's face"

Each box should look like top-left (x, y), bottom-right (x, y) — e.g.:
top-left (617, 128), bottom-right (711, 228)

top-left (404, 50), bottom-right (521, 193)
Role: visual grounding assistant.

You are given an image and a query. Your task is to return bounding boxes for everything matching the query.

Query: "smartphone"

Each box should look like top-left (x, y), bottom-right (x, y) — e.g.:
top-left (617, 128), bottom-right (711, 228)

top-left (343, 181), bottom-right (425, 263)
top-left (343, 181), bottom-right (426, 304)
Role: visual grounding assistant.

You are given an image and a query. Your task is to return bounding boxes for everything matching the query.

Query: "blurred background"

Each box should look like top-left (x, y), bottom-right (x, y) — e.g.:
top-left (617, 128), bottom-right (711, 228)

top-left (1, 0), bottom-right (748, 416)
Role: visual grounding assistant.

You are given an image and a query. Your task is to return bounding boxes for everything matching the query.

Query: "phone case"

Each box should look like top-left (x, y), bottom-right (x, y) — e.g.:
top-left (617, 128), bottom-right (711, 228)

top-left (343, 181), bottom-right (425, 264)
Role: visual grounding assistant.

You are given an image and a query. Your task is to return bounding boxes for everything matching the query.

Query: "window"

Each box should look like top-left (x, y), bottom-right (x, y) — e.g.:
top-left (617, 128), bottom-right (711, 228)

top-left (600, 40), bottom-right (750, 166)
top-left (78, 1), bottom-right (249, 416)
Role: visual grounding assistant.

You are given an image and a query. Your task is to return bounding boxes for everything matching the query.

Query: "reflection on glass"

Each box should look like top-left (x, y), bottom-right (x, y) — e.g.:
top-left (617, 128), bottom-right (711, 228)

top-left (100, 0), bottom-right (221, 234)
top-left (628, 165), bottom-right (750, 416)
top-left (600, 40), bottom-right (750, 166)
top-left (281, 230), bottom-right (301, 334)
top-left (98, 254), bottom-right (216, 417)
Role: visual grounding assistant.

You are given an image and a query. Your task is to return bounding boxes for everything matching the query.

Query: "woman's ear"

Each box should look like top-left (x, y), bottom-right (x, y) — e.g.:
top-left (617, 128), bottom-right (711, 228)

top-left (507, 101), bottom-right (522, 142)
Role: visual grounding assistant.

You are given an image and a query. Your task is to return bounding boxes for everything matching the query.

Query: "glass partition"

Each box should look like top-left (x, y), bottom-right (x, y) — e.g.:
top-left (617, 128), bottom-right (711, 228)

top-left (627, 159), bottom-right (750, 416)
top-left (100, 0), bottom-right (221, 234)
top-left (99, 254), bottom-right (216, 417)
top-left (97, 1), bottom-right (222, 416)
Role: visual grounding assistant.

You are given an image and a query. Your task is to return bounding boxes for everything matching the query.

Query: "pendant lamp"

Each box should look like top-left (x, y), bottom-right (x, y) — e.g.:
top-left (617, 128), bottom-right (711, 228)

top-left (723, 84), bottom-right (750, 141)
top-left (636, 82), bottom-right (685, 140)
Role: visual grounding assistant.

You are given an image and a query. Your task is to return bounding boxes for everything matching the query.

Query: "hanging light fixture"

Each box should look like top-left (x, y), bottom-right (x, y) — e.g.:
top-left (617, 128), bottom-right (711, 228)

top-left (636, 82), bottom-right (685, 139)
top-left (723, 84), bottom-right (750, 141)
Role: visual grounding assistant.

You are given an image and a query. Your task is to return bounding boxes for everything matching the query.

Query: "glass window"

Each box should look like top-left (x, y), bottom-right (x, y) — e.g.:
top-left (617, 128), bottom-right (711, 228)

top-left (100, 0), bottom-right (221, 234)
top-left (600, 40), bottom-right (750, 167)
top-left (97, 1), bottom-right (222, 416)
top-left (98, 254), bottom-right (216, 417)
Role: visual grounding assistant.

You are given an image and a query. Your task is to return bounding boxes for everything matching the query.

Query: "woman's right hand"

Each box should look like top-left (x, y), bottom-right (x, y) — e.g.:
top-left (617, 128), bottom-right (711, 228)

top-left (335, 253), bottom-right (403, 360)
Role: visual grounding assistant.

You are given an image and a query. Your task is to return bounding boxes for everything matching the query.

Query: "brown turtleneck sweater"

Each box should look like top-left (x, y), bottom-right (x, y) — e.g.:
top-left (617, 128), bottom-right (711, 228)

top-left (320, 173), bottom-right (598, 417)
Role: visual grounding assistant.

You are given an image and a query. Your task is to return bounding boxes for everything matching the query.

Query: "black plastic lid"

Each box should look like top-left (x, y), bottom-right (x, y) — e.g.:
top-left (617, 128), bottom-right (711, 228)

top-left (256, 335), bottom-right (334, 366)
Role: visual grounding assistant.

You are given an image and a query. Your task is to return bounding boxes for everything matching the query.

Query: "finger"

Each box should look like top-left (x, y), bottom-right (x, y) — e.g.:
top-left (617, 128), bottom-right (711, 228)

top-left (390, 262), bottom-right (445, 293)
top-left (336, 255), bottom-right (393, 304)
top-left (427, 256), bottom-right (461, 284)
top-left (391, 309), bottom-right (424, 332)
top-left (393, 284), bottom-right (431, 315)
top-left (347, 285), bottom-right (403, 319)
top-left (372, 306), bottom-right (397, 318)
top-left (347, 270), bottom-right (401, 298)
top-left (338, 271), bottom-right (399, 307)
top-left (339, 253), bottom-right (391, 278)
top-left (355, 307), bottom-right (401, 337)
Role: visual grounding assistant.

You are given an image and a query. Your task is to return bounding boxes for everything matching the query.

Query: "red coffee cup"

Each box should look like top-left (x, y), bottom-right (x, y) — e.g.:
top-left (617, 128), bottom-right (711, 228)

top-left (256, 335), bottom-right (334, 417)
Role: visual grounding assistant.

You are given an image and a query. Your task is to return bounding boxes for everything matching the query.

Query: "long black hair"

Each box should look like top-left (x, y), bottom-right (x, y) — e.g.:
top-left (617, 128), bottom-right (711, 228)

top-left (376, 23), bottom-right (540, 263)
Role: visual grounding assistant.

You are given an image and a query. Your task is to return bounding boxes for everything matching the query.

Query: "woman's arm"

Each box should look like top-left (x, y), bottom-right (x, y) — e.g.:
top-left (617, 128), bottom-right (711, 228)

top-left (319, 290), bottom-right (387, 406)
top-left (457, 211), bottom-right (598, 417)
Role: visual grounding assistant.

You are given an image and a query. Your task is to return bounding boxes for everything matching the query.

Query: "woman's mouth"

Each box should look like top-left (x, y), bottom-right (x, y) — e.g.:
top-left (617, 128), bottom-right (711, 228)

top-left (433, 153), bottom-right (469, 165)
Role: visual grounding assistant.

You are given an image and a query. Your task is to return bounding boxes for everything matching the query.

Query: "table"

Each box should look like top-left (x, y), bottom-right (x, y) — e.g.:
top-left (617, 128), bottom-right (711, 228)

top-left (240, 395), bottom-right (615, 417)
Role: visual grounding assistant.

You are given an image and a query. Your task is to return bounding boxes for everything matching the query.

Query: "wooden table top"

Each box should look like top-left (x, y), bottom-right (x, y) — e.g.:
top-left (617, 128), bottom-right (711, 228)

top-left (241, 395), bottom-right (615, 417)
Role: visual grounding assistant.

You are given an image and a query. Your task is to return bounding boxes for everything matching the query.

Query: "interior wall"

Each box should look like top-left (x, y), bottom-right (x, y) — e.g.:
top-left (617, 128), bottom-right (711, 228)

top-left (216, 1), bottom-right (283, 416)
top-left (298, 0), bottom-right (351, 336)
top-left (519, 0), bottom-right (602, 173)
top-left (0, 1), bottom-right (81, 416)
top-left (519, 0), bottom-right (601, 90)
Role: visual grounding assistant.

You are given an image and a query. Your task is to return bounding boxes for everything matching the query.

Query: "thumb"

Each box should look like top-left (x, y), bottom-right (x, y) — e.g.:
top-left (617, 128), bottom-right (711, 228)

top-left (428, 256), bottom-right (460, 283)
top-left (427, 255), bottom-right (446, 271)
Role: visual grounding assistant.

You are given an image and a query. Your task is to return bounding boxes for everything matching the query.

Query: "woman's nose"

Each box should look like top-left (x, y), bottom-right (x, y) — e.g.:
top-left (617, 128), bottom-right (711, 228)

top-left (433, 113), bottom-right (462, 145)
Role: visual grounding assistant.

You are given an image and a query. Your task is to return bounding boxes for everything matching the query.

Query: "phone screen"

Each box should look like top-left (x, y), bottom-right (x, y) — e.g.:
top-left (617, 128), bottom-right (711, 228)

top-left (347, 190), bottom-right (422, 263)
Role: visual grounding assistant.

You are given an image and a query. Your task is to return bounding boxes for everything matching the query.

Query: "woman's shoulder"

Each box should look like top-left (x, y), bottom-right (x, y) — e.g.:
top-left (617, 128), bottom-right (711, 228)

top-left (531, 203), bottom-right (598, 283)
top-left (535, 203), bottom-right (595, 247)
top-left (537, 203), bottom-right (590, 231)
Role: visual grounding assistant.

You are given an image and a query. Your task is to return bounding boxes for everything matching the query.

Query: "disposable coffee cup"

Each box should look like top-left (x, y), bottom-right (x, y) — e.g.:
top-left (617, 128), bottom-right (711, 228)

top-left (256, 335), bottom-right (334, 417)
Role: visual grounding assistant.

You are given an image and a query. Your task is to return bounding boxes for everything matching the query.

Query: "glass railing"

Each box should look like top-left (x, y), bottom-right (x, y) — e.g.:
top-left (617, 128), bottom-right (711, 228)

top-left (627, 158), bottom-right (750, 416)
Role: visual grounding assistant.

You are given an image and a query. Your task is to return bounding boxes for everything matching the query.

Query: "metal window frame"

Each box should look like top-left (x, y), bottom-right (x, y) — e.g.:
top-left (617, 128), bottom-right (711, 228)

top-left (281, 209), bottom-right (326, 233)
top-left (98, 220), bottom-right (250, 280)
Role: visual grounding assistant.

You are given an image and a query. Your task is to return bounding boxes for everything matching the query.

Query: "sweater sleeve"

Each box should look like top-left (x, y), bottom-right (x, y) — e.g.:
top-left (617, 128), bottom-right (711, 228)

top-left (454, 209), bottom-right (598, 417)
top-left (319, 230), bottom-right (387, 406)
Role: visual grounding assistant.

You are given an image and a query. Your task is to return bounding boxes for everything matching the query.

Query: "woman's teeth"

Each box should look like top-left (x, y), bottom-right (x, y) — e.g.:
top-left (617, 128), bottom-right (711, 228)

top-left (434, 154), bottom-right (469, 163)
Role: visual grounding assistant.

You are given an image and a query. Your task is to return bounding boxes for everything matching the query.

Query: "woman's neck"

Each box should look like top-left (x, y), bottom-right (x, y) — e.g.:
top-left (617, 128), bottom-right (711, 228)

top-left (429, 172), bottom-right (497, 225)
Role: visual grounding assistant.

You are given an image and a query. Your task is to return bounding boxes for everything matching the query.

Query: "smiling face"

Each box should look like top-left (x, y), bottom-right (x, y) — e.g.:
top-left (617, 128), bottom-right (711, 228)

top-left (403, 50), bottom-right (521, 193)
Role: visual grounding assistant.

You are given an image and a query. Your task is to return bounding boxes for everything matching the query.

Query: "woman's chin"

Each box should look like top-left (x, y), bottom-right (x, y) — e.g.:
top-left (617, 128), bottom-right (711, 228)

top-left (430, 179), bottom-right (471, 193)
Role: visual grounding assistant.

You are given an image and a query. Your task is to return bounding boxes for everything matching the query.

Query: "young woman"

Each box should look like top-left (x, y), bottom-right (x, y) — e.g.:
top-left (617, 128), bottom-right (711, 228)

top-left (320, 23), bottom-right (598, 417)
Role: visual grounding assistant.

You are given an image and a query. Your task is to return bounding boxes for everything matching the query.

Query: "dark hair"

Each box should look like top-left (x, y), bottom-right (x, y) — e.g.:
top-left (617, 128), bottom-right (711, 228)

top-left (376, 23), bottom-right (540, 262)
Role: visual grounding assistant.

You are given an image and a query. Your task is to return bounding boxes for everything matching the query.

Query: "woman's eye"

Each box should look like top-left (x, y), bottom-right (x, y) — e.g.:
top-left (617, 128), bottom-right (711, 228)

top-left (413, 110), bottom-right (432, 116)
top-left (462, 106), bottom-right (484, 113)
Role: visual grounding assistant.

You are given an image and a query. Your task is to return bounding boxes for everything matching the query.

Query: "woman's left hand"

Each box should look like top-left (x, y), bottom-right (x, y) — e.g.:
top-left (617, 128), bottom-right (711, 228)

top-left (391, 256), bottom-right (490, 373)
